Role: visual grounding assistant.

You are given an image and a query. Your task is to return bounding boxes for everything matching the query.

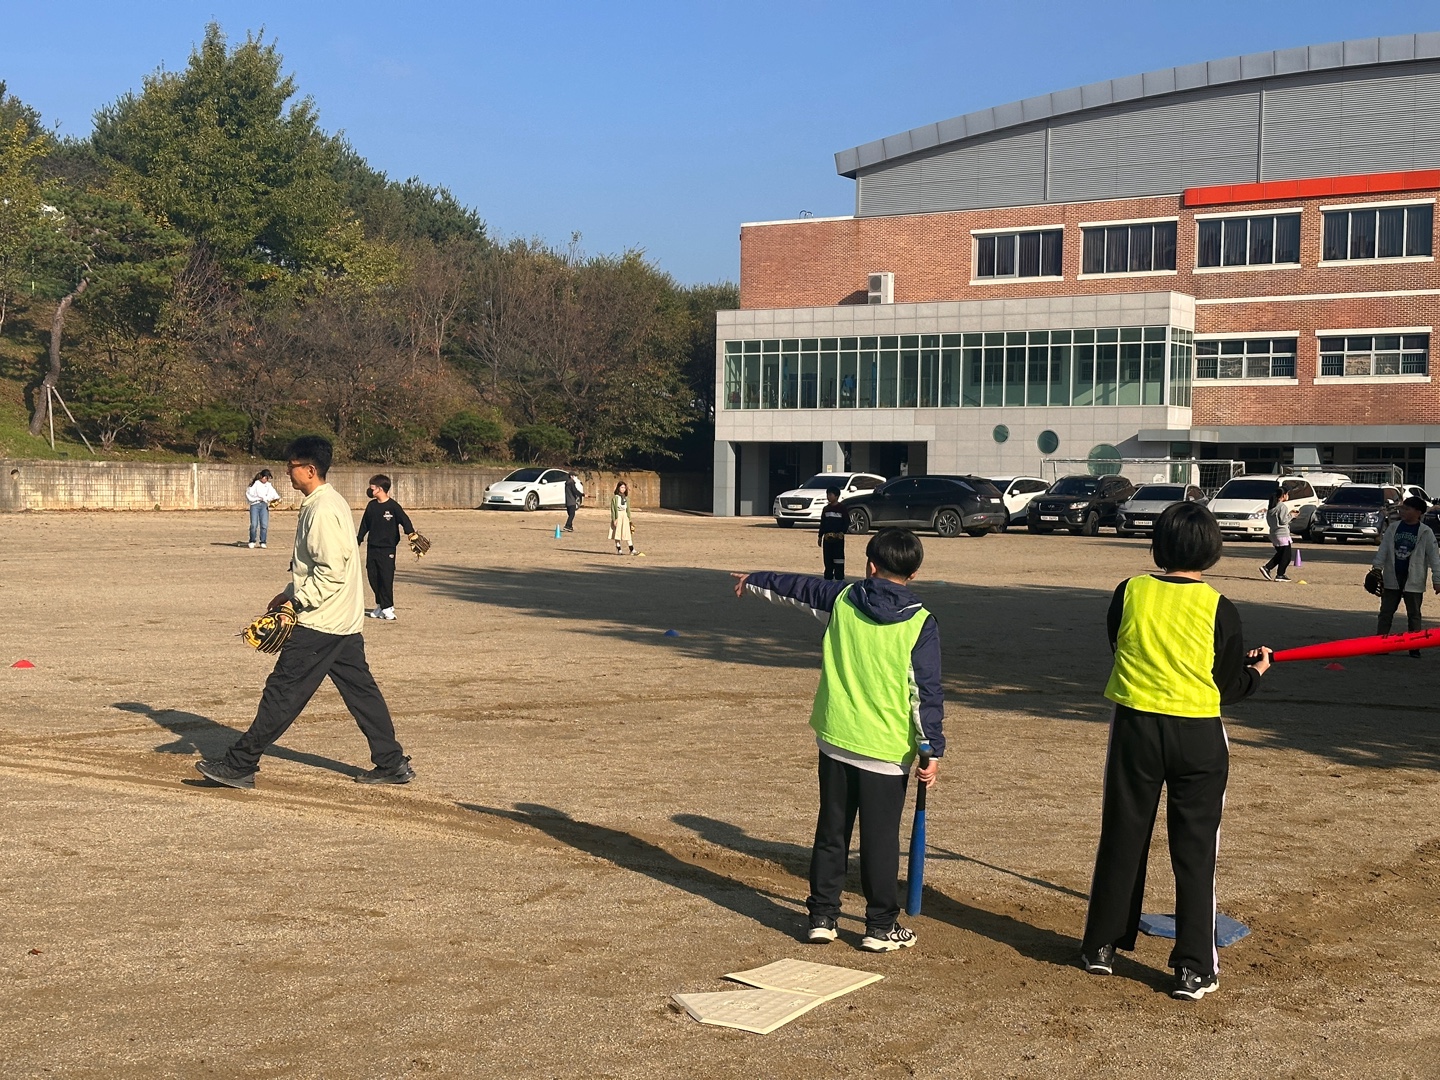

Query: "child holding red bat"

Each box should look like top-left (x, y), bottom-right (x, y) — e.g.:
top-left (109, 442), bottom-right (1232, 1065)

top-left (731, 528), bottom-right (943, 952)
top-left (1080, 501), bottom-right (1272, 1001)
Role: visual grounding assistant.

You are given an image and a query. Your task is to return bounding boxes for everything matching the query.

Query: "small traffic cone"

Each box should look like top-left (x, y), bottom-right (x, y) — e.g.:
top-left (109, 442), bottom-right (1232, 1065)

top-left (554, 525), bottom-right (563, 539)
top-left (11, 659), bottom-right (35, 669)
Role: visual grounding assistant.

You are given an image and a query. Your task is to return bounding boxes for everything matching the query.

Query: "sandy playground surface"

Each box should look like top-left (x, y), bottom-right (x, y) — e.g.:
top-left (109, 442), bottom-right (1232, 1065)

top-left (2, 506), bottom-right (1439, 1078)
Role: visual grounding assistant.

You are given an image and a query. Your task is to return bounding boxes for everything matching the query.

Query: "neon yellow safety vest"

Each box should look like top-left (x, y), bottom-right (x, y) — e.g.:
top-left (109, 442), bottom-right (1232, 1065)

top-left (1104, 574), bottom-right (1222, 718)
top-left (810, 585), bottom-right (930, 762)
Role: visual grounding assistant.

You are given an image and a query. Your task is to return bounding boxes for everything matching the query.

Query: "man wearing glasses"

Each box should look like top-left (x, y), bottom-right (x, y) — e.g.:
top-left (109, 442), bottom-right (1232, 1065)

top-left (196, 435), bottom-right (414, 790)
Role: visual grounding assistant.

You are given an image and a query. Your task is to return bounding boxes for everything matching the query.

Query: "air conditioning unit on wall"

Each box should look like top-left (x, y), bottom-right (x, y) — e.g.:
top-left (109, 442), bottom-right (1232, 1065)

top-left (867, 272), bottom-right (894, 305)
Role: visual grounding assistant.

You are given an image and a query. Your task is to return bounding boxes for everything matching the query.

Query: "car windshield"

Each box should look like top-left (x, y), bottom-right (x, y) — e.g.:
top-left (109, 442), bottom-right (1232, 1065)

top-left (799, 474), bottom-right (852, 489)
top-left (1049, 477), bottom-right (1100, 496)
top-left (1215, 479), bottom-right (1280, 501)
top-left (1325, 486), bottom-right (1385, 506)
top-left (503, 468), bottom-right (545, 483)
top-left (964, 478), bottom-right (1002, 498)
top-left (1132, 485), bottom-right (1185, 501)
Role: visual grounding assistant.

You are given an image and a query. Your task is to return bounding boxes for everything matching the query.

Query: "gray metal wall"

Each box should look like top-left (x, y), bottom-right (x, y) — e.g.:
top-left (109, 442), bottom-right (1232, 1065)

top-left (855, 60), bottom-right (1440, 216)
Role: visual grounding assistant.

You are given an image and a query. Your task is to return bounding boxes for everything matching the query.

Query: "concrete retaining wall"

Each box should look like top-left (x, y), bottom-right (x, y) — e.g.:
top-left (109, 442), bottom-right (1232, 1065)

top-left (0, 461), bottom-right (664, 512)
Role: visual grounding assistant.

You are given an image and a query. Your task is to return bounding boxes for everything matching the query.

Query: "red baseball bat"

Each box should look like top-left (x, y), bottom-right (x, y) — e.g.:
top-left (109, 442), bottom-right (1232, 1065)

top-left (1273, 627), bottom-right (1440, 662)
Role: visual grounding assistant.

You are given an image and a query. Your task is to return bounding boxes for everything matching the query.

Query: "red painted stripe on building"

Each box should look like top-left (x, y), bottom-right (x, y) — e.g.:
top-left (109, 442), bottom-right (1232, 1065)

top-left (1184, 170), bottom-right (1440, 208)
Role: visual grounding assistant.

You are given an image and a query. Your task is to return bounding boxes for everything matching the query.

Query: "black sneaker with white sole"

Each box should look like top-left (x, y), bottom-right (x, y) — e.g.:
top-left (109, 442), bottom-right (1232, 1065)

top-left (1080, 943), bottom-right (1115, 975)
top-left (1171, 967), bottom-right (1219, 1000)
top-left (806, 915), bottom-right (838, 943)
top-left (195, 759), bottom-right (256, 790)
top-left (860, 923), bottom-right (917, 952)
top-left (354, 757), bottom-right (415, 785)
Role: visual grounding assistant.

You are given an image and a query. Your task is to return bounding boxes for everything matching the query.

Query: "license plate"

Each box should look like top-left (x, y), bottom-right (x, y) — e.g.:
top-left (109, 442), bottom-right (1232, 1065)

top-left (1133, 519), bottom-right (1152, 526)
top-left (782, 501), bottom-right (806, 509)
top-left (1040, 515), bottom-right (1059, 521)
top-left (488, 496), bottom-right (505, 502)
top-left (1332, 522), bottom-right (1352, 529)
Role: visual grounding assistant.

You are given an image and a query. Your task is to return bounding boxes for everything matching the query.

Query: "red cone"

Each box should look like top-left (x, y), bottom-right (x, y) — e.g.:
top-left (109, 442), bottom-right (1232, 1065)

top-left (1323, 662), bottom-right (1344, 671)
top-left (11, 659), bottom-right (35, 668)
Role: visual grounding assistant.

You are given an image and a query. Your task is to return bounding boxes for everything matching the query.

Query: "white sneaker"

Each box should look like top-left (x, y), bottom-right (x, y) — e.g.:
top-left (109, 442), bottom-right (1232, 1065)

top-left (860, 923), bottom-right (917, 952)
top-left (259, 542), bottom-right (266, 548)
top-left (366, 607), bottom-right (383, 619)
top-left (380, 608), bottom-right (396, 621)
top-left (248, 542), bottom-right (256, 549)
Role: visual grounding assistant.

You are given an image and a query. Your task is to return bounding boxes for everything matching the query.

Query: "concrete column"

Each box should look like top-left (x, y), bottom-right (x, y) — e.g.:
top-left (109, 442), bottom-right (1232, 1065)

top-left (712, 440), bottom-right (737, 517)
top-left (822, 440), bottom-right (845, 473)
top-left (1426, 445), bottom-right (1440, 495)
top-left (738, 442), bottom-right (769, 516)
top-left (1293, 445), bottom-right (1321, 467)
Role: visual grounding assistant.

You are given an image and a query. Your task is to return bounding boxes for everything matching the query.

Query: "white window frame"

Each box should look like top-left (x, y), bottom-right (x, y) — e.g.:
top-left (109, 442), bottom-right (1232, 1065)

top-left (1075, 218), bottom-right (1180, 279)
top-left (1317, 201), bottom-right (1435, 265)
top-left (1313, 326), bottom-right (1432, 384)
top-left (970, 225), bottom-right (1065, 285)
top-left (1193, 333), bottom-right (1301, 385)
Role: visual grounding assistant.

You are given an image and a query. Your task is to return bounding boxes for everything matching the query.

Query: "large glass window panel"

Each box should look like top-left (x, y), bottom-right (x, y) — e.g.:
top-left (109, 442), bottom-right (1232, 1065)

top-left (1197, 220), bottom-right (1222, 267)
top-left (1272, 340), bottom-right (1296, 378)
top-left (1082, 229), bottom-right (1106, 274)
top-left (839, 351), bottom-right (857, 407)
top-left (961, 346), bottom-right (983, 407)
top-left (1243, 339), bottom-right (1269, 379)
top-left (1118, 342), bottom-right (1142, 405)
top-left (1248, 216), bottom-right (1274, 264)
top-left (1322, 213), bottom-right (1348, 260)
top-left (1041, 230), bottom-right (1063, 276)
top-left (1378, 207), bottom-right (1406, 258)
top-left (1142, 342), bottom-right (1165, 404)
top-left (724, 346), bottom-right (741, 409)
top-left (1169, 334), bottom-right (1193, 407)
top-left (1155, 221), bottom-right (1177, 269)
top-left (1275, 214), bottom-right (1301, 263)
top-left (1027, 346), bottom-right (1048, 405)
top-left (819, 351), bottom-right (838, 408)
top-left (994, 234), bottom-right (1016, 276)
top-left (1222, 219), bottom-right (1248, 265)
top-left (1318, 337), bottom-right (1344, 376)
top-left (1195, 341), bottom-right (1219, 379)
top-left (1130, 225), bottom-right (1153, 271)
top-left (780, 343), bottom-right (799, 408)
top-left (800, 348), bottom-right (818, 408)
top-left (858, 350), bottom-right (877, 408)
top-left (983, 345), bottom-right (1004, 406)
top-left (1402, 335), bottom-right (1429, 374)
top-left (762, 345), bottom-right (780, 408)
top-left (899, 346), bottom-right (919, 408)
top-left (1350, 211), bottom-right (1376, 259)
top-left (742, 354), bottom-right (760, 408)
top-left (1017, 232), bottom-right (1042, 277)
top-left (1073, 344), bottom-right (1096, 405)
top-left (879, 350), bottom-right (898, 408)
top-left (1096, 343), bottom-right (1119, 404)
top-left (941, 348), bottom-right (962, 406)
top-left (1004, 346), bottom-right (1027, 406)
top-left (1407, 204), bottom-right (1433, 255)
top-left (1105, 227), bottom-right (1128, 272)
top-left (976, 235), bottom-right (996, 277)
top-left (1218, 340), bottom-right (1244, 379)
top-left (920, 347), bottom-right (939, 407)
top-left (1049, 345), bottom-right (1072, 405)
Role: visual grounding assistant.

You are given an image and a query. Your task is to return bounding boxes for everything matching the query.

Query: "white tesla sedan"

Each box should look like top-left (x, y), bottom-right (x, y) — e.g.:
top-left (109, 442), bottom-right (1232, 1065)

top-left (482, 467), bottom-right (572, 511)
top-left (773, 472), bottom-right (886, 527)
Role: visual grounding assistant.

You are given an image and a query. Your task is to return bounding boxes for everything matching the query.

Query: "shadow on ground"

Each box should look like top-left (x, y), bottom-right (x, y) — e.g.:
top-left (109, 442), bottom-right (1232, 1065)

top-left (112, 701), bottom-right (359, 778)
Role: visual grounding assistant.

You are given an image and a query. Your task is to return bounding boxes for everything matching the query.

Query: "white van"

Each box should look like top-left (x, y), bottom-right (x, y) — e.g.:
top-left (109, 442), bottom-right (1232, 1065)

top-left (1206, 475), bottom-right (1323, 540)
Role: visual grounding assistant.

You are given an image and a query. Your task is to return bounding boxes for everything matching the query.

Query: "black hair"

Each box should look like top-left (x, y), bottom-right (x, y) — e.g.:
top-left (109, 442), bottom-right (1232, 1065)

top-left (825, 486), bottom-right (841, 499)
top-left (1151, 501), bottom-right (1223, 573)
top-left (1268, 485), bottom-right (1283, 508)
top-left (369, 474), bottom-right (392, 493)
top-left (1403, 495), bottom-right (1427, 513)
top-left (251, 469), bottom-right (272, 483)
top-left (866, 527), bottom-right (924, 578)
top-left (285, 435), bottom-right (333, 478)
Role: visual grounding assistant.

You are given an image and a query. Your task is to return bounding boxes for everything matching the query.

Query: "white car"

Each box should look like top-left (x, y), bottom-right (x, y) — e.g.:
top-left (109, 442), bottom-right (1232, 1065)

top-left (482, 467), bottom-right (572, 511)
top-left (773, 472), bottom-right (886, 527)
top-left (1115, 483), bottom-right (1205, 537)
top-left (982, 475), bottom-right (1050, 531)
top-left (1206, 475), bottom-right (1323, 540)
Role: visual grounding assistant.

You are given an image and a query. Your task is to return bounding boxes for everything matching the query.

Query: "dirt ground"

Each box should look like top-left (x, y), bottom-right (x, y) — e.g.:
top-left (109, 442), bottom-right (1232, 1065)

top-left (3, 506), bottom-right (1439, 1079)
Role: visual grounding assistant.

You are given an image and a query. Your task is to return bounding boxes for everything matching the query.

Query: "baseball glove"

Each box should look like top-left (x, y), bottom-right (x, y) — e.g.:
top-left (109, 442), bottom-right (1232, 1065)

top-left (1364, 567), bottom-right (1385, 596)
top-left (242, 602), bottom-right (297, 654)
top-left (408, 532), bottom-right (432, 558)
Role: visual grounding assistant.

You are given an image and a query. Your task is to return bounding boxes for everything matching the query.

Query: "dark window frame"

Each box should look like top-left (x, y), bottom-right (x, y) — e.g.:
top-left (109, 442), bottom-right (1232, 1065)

top-left (974, 228), bottom-right (1064, 280)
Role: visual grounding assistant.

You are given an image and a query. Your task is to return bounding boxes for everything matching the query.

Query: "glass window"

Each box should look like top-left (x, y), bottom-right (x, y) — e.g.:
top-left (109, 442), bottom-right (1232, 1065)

top-left (724, 344), bottom-right (742, 409)
top-left (1005, 344), bottom-right (1027, 407)
top-left (1197, 220), bottom-right (1222, 268)
top-left (920, 343), bottom-right (939, 408)
top-left (1323, 205), bottom-right (1433, 260)
top-left (819, 348), bottom-right (838, 408)
top-left (1105, 226), bottom-right (1128, 273)
top-left (1082, 229), bottom-right (1105, 275)
top-left (983, 339), bottom-right (1003, 407)
top-left (1073, 343), bottom-right (1096, 406)
top-left (1318, 333), bottom-right (1429, 376)
top-left (1050, 345), bottom-right (1072, 406)
top-left (839, 349), bottom-right (857, 408)
top-left (1118, 341), bottom-right (1142, 405)
top-left (1194, 338), bottom-right (1299, 380)
top-left (975, 229), bottom-right (1062, 279)
top-left (1142, 342), bottom-right (1165, 404)
top-left (1096, 342), bottom-right (1118, 405)
top-left (1197, 213), bottom-right (1302, 267)
top-left (800, 345), bottom-right (818, 409)
top-left (878, 348), bottom-right (898, 408)
top-left (858, 347), bottom-right (877, 408)
top-left (780, 342), bottom-right (799, 408)
top-left (941, 346), bottom-right (962, 407)
top-left (1083, 222), bottom-right (1177, 273)
top-left (743, 353), bottom-right (760, 409)
top-left (899, 343), bottom-right (919, 408)
top-left (1027, 344), bottom-right (1048, 406)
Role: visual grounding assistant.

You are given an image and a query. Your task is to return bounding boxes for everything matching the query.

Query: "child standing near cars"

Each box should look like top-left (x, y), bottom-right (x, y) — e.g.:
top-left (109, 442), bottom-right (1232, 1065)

top-left (732, 527), bottom-right (944, 952)
top-left (1080, 501), bottom-right (1272, 1001)
top-left (1260, 486), bottom-right (1296, 582)
top-left (819, 488), bottom-right (847, 580)
top-left (357, 475), bottom-right (415, 621)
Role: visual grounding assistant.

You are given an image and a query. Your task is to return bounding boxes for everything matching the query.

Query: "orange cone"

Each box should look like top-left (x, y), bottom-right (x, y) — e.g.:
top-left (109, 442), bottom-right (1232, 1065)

top-left (11, 659), bottom-right (35, 668)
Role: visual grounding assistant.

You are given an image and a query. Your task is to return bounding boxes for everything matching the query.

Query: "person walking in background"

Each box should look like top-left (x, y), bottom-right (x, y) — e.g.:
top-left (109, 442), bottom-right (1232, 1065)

top-left (357, 474), bottom-right (415, 621)
top-left (1372, 495), bottom-right (1440, 657)
top-left (818, 487), bottom-right (847, 580)
top-left (610, 481), bottom-right (636, 556)
top-left (245, 469), bottom-right (280, 549)
top-left (1259, 486), bottom-right (1296, 582)
top-left (564, 472), bottom-right (584, 532)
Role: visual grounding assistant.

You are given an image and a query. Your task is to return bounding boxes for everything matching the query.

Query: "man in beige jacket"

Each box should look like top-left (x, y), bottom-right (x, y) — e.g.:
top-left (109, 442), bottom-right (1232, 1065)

top-left (197, 436), bottom-right (414, 790)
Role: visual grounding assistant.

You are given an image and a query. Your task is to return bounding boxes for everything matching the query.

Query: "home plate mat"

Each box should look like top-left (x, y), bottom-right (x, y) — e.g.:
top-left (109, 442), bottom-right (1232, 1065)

top-left (1139, 912), bottom-right (1251, 948)
top-left (672, 961), bottom-right (883, 1035)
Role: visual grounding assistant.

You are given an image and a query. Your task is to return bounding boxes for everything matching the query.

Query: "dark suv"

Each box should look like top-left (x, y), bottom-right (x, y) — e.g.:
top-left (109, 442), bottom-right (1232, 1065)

top-left (845, 475), bottom-right (1007, 538)
top-left (1310, 484), bottom-right (1402, 544)
top-left (1027, 474), bottom-right (1136, 535)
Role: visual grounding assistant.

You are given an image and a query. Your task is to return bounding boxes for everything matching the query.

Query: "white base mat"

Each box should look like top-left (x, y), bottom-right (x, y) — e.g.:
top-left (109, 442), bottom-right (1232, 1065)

top-left (673, 960), bottom-right (883, 1034)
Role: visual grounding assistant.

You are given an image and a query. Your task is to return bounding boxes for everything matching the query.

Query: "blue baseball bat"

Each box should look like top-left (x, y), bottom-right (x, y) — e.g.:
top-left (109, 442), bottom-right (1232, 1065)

top-left (905, 743), bottom-right (932, 917)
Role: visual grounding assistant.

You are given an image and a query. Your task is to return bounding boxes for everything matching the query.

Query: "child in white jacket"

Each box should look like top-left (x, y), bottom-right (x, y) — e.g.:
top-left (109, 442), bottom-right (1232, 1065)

top-left (1372, 496), bottom-right (1440, 655)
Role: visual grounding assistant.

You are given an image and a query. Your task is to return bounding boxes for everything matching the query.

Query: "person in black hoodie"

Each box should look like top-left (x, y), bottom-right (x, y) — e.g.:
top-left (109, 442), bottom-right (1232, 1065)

top-left (356, 475), bottom-right (415, 621)
top-left (732, 528), bottom-right (944, 952)
top-left (818, 487), bottom-right (847, 580)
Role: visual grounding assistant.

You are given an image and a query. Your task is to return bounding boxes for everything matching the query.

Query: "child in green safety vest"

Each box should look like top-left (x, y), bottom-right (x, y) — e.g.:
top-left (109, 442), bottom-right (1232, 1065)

top-left (1079, 500), bottom-right (1272, 1001)
top-left (732, 527), bottom-right (944, 952)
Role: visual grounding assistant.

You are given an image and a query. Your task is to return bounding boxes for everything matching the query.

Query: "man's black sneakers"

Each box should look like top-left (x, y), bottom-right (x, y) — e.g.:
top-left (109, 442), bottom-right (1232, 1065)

top-left (806, 915), bottom-right (838, 943)
top-left (1172, 967), bottom-right (1219, 1000)
top-left (195, 759), bottom-right (256, 790)
top-left (355, 757), bottom-right (415, 785)
top-left (1080, 943), bottom-right (1115, 975)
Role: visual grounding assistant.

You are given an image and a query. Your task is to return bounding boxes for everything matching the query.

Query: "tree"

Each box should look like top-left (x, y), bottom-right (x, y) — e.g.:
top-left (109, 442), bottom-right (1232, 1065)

top-left (512, 422), bottom-right (571, 463)
top-left (439, 410), bottom-right (503, 461)
top-left (0, 82), bottom-right (49, 336)
top-left (183, 404), bottom-right (249, 458)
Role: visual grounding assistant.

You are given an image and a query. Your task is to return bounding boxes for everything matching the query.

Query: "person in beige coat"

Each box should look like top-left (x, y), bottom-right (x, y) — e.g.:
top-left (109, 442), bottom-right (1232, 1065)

top-left (609, 481), bottom-right (637, 556)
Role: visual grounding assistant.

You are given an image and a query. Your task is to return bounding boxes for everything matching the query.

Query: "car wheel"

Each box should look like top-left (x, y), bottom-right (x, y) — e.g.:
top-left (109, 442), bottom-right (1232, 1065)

top-left (1081, 511), bottom-right (1100, 537)
top-left (1314, 535), bottom-right (1326, 544)
top-left (1373, 536), bottom-right (1383, 546)
top-left (775, 519), bottom-right (794, 529)
top-left (523, 491), bottom-right (539, 512)
top-left (847, 508), bottom-right (870, 535)
top-left (963, 527), bottom-right (989, 538)
top-left (997, 512), bottom-right (1011, 533)
top-left (1028, 521), bottom-right (1050, 534)
top-left (934, 509), bottom-right (962, 538)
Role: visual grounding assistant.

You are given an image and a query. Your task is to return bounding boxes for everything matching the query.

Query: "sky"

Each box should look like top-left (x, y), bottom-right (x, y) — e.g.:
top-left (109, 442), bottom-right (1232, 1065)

top-left (2, 1), bottom-right (1438, 284)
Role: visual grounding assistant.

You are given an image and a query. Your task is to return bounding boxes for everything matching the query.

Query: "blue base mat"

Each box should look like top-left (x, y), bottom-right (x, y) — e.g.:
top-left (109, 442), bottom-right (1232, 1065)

top-left (1138, 912), bottom-right (1250, 948)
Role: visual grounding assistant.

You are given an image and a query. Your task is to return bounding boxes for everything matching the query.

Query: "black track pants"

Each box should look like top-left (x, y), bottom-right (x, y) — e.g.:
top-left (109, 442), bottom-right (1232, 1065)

top-left (1377, 589), bottom-right (1423, 635)
top-left (366, 547), bottom-right (397, 609)
top-left (1263, 545), bottom-right (1293, 577)
top-left (1082, 706), bottom-right (1229, 976)
top-left (225, 626), bottom-right (405, 772)
top-left (808, 751), bottom-right (909, 933)
top-left (822, 537), bottom-right (846, 580)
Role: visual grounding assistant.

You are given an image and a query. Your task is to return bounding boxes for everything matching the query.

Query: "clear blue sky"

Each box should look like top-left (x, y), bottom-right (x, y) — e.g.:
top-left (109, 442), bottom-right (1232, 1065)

top-left (2, 1), bottom-right (1437, 284)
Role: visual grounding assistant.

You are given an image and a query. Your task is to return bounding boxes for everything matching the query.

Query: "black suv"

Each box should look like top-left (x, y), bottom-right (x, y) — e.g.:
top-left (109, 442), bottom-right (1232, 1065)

top-left (845, 475), bottom-right (1007, 538)
top-left (1310, 484), bottom-right (1401, 544)
top-left (1027, 474), bottom-right (1136, 535)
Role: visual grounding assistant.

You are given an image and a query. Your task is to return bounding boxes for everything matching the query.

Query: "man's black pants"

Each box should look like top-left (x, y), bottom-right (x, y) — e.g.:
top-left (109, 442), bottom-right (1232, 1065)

top-left (224, 625), bottom-right (405, 772)
top-left (822, 536), bottom-right (846, 581)
top-left (366, 546), bottom-right (397, 609)
top-left (808, 751), bottom-right (908, 933)
top-left (565, 504), bottom-right (577, 530)
top-left (1377, 588), bottom-right (1423, 635)
top-left (1082, 706), bottom-right (1228, 976)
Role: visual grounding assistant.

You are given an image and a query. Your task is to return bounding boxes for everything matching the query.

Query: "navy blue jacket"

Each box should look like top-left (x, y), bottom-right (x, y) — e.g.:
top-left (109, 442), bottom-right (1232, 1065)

top-left (743, 571), bottom-right (945, 757)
